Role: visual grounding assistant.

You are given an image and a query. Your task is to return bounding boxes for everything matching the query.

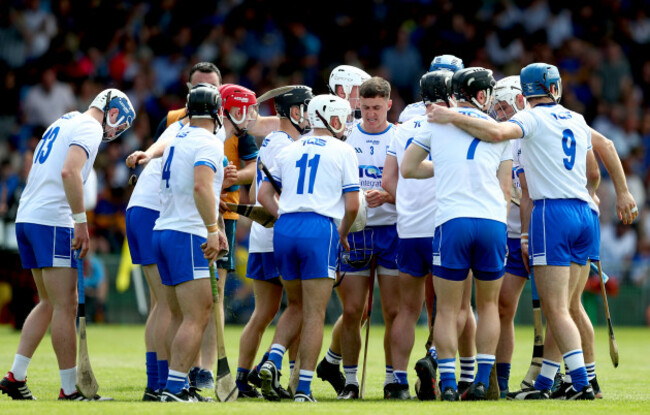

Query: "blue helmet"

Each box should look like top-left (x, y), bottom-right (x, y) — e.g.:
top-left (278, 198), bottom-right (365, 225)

top-left (429, 54), bottom-right (464, 72)
top-left (90, 89), bottom-right (136, 142)
top-left (520, 63), bottom-right (562, 103)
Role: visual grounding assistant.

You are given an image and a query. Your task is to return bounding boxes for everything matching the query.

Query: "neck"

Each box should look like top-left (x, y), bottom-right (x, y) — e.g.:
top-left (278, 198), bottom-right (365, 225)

top-left (312, 128), bottom-right (333, 137)
top-left (86, 107), bottom-right (104, 124)
top-left (280, 118), bottom-right (302, 140)
top-left (528, 97), bottom-right (555, 108)
top-left (457, 102), bottom-right (479, 110)
top-left (361, 120), bottom-right (390, 134)
top-left (190, 118), bottom-right (216, 133)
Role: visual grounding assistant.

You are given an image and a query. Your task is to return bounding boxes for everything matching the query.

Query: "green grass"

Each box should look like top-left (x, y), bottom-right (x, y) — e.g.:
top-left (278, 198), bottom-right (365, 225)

top-left (0, 323), bottom-right (648, 414)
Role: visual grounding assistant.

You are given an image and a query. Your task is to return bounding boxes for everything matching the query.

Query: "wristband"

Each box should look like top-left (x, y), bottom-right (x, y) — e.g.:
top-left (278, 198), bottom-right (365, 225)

top-left (206, 223), bottom-right (219, 233)
top-left (72, 212), bottom-right (87, 224)
top-left (208, 231), bottom-right (219, 236)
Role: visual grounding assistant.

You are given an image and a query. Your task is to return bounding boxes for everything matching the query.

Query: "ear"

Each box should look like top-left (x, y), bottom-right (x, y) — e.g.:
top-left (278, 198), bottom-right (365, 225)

top-left (387, 99), bottom-right (393, 111)
top-left (516, 94), bottom-right (526, 110)
top-left (330, 115), bottom-right (342, 131)
top-left (476, 90), bottom-right (486, 104)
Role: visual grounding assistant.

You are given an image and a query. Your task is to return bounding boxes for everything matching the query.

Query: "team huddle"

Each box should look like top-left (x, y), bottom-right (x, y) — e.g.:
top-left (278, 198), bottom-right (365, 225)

top-left (0, 54), bottom-right (639, 403)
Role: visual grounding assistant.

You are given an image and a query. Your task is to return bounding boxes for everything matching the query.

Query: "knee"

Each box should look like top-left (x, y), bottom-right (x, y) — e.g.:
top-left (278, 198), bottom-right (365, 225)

top-left (498, 298), bottom-right (516, 321)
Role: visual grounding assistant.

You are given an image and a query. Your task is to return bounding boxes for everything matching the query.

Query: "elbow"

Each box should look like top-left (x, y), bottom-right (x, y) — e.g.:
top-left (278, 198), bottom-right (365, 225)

top-left (400, 164), bottom-right (414, 179)
top-left (61, 167), bottom-right (74, 182)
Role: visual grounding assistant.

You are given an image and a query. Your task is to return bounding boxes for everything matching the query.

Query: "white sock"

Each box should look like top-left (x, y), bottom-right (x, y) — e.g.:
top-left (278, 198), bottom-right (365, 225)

top-left (11, 354), bottom-right (31, 381)
top-left (343, 365), bottom-right (359, 386)
top-left (60, 367), bottom-right (77, 395)
top-left (384, 366), bottom-right (394, 386)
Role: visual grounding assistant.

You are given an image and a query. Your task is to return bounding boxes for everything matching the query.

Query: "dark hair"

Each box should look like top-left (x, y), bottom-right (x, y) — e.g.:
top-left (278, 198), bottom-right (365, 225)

top-left (189, 62), bottom-right (222, 85)
top-left (360, 76), bottom-right (391, 99)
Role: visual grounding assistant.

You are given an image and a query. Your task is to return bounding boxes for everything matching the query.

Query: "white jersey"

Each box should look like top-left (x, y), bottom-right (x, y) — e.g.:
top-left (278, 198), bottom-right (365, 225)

top-left (508, 139), bottom-right (523, 238)
top-left (268, 135), bottom-right (360, 220)
top-left (127, 121), bottom-right (185, 212)
top-left (345, 123), bottom-right (398, 226)
top-left (413, 107), bottom-right (512, 226)
top-left (398, 101), bottom-right (426, 123)
top-left (249, 130), bottom-right (295, 253)
top-left (387, 116), bottom-right (436, 238)
top-left (154, 126), bottom-right (225, 237)
top-left (17, 112), bottom-right (102, 227)
top-left (509, 103), bottom-right (591, 202)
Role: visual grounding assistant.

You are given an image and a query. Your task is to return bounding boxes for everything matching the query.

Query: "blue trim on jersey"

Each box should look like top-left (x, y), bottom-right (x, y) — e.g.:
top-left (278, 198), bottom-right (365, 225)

top-left (342, 186), bottom-right (360, 194)
top-left (508, 119), bottom-right (526, 138)
top-left (264, 176), bottom-right (282, 188)
top-left (70, 143), bottom-right (90, 158)
top-left (357, 123), bottom-right (393, 135)
top-left (535, 103), bottom-right (558, 107)
top-left (387, 149), bottom-right (396, 155)
top-left (413, 139), bottom-right (430, 152)
top-left (194, 160), bottom-right (216, 172)
top-left (241, 151), bottom-right (259, 161)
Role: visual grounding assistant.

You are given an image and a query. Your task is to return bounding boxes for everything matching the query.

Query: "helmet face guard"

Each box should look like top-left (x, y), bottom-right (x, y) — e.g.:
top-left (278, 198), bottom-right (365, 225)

top-left (94, 90), bottom-right (135, 142)
top-left (219, 84), bottom-right (258, 137)
top-left (341, 228), bottom-right (374, 269)
top-left (274, 86), bottom-right (314, 135)
top-left (308, 95), bottom-right (351, 139)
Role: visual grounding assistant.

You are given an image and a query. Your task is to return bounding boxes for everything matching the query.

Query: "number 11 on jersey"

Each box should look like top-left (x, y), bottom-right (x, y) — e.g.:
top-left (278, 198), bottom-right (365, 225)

top-left (296, 153), bottom-right (320, 194)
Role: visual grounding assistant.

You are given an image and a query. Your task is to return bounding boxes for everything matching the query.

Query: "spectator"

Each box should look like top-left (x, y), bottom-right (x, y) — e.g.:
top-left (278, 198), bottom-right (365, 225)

top-left (22, 68), bottom-right (75, 129)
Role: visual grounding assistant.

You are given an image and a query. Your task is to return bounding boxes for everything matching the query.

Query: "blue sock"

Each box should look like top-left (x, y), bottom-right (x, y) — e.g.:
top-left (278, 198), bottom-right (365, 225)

top-left (428, 347), bottom-right (437, 360)
top-left (166, 370), bottom-right (186, 394)
top-left (534, 374), bottom-right (554, 391)
top-left (184, 376), bottom-right (190, 390)
top-left (437, 358), bottom-right (457, 391)
top-left (496, 363), bottom-right (510, 392)
top-left (394, 370), bottom-right (408, 385)
top-left (268, 344), bottom-right (286, 370)
top-left (564, 350), bottom-right (588, 390)
top-left (146, 352), bottom-right (158, 390)
top-left (459, 356), bottom-right (475, 383)
top-left (256, 350), bottom-right (270, 372)
top-left (297, 370), bottom-right (314, 395)
top-left (157, 360), bottom-right (169, 391)
top-left (475, 354), bottom-right (495, 388)
top-left (236, 368), bottom-right (251, 392)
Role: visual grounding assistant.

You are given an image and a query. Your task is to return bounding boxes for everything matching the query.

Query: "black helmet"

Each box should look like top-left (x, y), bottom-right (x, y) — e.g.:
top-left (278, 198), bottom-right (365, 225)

top-left (187, 83), bottom-right (223, 126)
top-left (420, 70), bottom-right (453, 108)
top-left (452, 67), bottom-right (496, 110)
top-left (274, 85), bottom-right (313, 134)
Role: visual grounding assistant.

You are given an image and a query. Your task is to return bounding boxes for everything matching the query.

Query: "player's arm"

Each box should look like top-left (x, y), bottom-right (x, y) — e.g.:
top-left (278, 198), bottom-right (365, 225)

top-left (401, 142), bottom-right (434, 179)
top-left (428, 105), bottom-right (522, 143)
top-left (193, 164), bottom-right (221, 266)
top-left (126, 122), bottom-right (182, 168)
top-left (381, 154), bottom-right (398, 200)
top-left (519, 171), bottom-right (532, 274)
top-left (590, 127), bottom-right (637, 223)
top-left (235, 159), bottom-right (257, 185)
top-left (339, 190), bottom-right (360, 251)
top-left (586, 149), bottom-right (600, 200)
top-left (258, 180), bottom-right (279, 218)
top-left (249, 116), bottom-right (281, 137)
top-left (62, 145), bottom-right (91, 258)
top-left (498, 159), bottom-right (513, 219)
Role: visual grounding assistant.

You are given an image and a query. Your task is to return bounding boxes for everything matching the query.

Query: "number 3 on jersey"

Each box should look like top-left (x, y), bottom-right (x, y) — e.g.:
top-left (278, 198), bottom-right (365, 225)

top-left (162, 146), bottom-right (175, 188)
top-left (34, 126), bottom-right (60, 164)
top-left (295, 153), bottom-right (320, 194)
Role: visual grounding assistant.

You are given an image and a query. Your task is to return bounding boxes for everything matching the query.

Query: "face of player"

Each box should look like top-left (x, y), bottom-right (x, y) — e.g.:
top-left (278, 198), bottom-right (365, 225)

top-left (335, 85), bottom-right (361, 109)
top-left (493, 100), bottom-right (516, 122)
top-left (360, 96), bottom-right (391, 133)
top-left (103, 108), bottom-right (130, 139)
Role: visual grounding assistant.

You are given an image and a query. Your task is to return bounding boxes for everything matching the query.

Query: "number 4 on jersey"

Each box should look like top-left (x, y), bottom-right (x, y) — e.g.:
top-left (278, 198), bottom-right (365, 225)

top-left (162, 146), bottom-right (175, 188)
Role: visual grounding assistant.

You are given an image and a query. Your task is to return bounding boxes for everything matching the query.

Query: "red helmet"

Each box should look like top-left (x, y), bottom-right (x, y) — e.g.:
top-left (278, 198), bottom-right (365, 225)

top-left (218, 84), bottom-right (258, 126)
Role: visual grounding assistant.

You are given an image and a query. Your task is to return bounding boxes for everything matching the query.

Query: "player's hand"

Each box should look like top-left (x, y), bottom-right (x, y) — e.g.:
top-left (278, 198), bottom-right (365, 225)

top-left (338, 227), bottom-right (350, 251)
top-left (616, 191), bottom-right (638, 225)
top-left (222, 162), bottom-right (238, 189)
top-left (427, 105), bottom-right (455, 124)
top-left (521, 238), bottom-right (530, 275)
top-left (365, 189), bottom-right (388, 208)
top-left (126, 151), bottom-right (151, 168)
top-left (218, 230), bottom-right (229, 258)
top-left (201, 233), bottom-right (221, 266)
top-left (219, 193), bottom-right (229, 213)
top-left (72, 222), bottom-right (90, 259)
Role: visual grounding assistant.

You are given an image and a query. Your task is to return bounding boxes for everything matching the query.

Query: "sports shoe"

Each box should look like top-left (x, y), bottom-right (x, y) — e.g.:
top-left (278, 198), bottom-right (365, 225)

top-left (414, 354), bottom-right (436, 401)
top-left (440, 386), bottom-right (459, 401)
top-left (248, 367), bottom-right (262, 388)
top-left (189, 386), bottom-right (213, 402)
top-left (499, 386), bottom-right (509, 399)
top-left (590, 376), bottom-right (603, 399)
top-left (457, 381), bottom-right (472, 396)
top-left (384, 382), bottom-right (411, 400)
top-left (294, 391), bottom-right (317, 402)
top-left (142, 387), bottom-right (159, 401)
top-left (550, 372), bottom-right (565, 397)
top-left (194, 369), bottom-right (214, 389)
top-left (259, 361), bottom-right (283, 401)
top-left (316, 358), bottom-right (345, 394)
top-left (0, 372), bottom-right (35, 400)
top-left (237, 388), bottom-right (263, 399)
top-left (461, 382), bottom-right (486, 401)
top-left (563, 384), bottom-right (595, 400)
top-left (337, 383), bottom-right (359, 400)
top-left (160, 388), bottom-right (197, 402)
top-left (506, 386), bottom-right (549, 400)
top-left (188, 366), bottom-right (201, 388)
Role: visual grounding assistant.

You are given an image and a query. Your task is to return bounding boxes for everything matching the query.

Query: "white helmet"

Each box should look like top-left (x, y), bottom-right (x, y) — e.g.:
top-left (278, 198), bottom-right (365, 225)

top-left (89, 89), bottom-right (136, 141)
top-left (491, 75), bottom-right (525, 121)
top-left (307, 95), bottom-right (351, 135)
top-left (328, 65), bottom-right (371, 100)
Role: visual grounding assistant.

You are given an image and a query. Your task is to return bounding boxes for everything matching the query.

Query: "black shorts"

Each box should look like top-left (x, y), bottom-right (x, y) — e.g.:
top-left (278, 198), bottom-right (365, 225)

top-left (217, 219), bottom-right (237, 271)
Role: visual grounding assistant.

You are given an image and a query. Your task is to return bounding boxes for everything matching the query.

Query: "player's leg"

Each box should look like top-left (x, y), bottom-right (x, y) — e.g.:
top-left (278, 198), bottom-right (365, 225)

top-left (141, 264), bottom-right (162, 399)
top-left (378, 271), bottom-right (399, 380)
top-left (316, 313), bottom-right (344, 393)
top-left (425, 274), bottom-right (435, 330)
top-left (457, 275), bottom-right (476, 394)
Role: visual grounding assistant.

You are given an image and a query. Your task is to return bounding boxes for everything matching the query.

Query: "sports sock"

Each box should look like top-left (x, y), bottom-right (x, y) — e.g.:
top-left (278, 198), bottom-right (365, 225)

top-left (256, 350), bottom-right (270, 372)
top-left (343, 365), bottom-right (359, 386)
top-left (585, 362), bottom-right (596, 381)
top-left (496, 362), bottom-right (511, 391)
top-left (166, 370), bottom-right (187, 394)
top-left (475, 354), bottom-right (495, 388)
top-left (10, 354), bottom-right (30, 381)
top-left (60, 367), bottom-right (77, 396)
top-left (437, 358), bottom-right (457, 391)
top-left (145, 352), bottom-right (158, 390)
top-left (535, 359), bottom-right (560, 390)
top-left (157, 360), bottom-right (169, 391)
top-left (297, 370), bottom-right (314, 395)
top-left (236, 368), bottom-right (251, 392)
top-left (459, 356), bottom-right (475, 383)
top-left (394, 370), bottom-right (408, 385)
top-left (325, 348), bottom-right (342, 366)
top-left (384, 365), bottom-right (394, 386)
top-left (428, 346), bottom-right (437, 360)
top-left (564, 350), bottom-right (588, 390)
top-left (268, 344), bottom-right (286, 370)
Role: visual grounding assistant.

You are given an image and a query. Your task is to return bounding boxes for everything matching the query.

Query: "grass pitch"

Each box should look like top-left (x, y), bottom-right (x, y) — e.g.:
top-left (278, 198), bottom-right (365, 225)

top-left (0, 323), bottom-right (648, 414)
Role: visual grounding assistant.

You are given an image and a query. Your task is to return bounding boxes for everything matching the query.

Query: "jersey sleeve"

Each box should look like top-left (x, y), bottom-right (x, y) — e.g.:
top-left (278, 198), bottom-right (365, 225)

top-left (238, 133), bottom-right (259, 161)
top-left (70, 117), bottom-right (102, 159)
top-left (194, 137), bottom-right (223, 173)
top-left (508, 110), bottom-right (536, 140)
top-left (500, 141), bottom-right (513, 162)
top-left (264, 143), bottom-right (287, 189)
top-left (387, 132), bottom-right (397, 156)
top-left (412, 130), bottom-right (432, 152)
top-left (341, 145), bottom-right (361, 194)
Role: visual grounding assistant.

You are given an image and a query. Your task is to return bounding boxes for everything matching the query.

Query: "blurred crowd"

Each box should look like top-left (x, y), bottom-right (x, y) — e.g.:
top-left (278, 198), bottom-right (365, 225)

top-left (1, 0), bottom-right (650, 287)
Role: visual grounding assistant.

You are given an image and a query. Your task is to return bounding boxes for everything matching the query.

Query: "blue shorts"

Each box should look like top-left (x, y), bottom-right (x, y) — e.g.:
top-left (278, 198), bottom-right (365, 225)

top-left (397, 237), bottom-right (433, 277)
top-left (273, 212), bottom-right (338, 281)
top-left (530, 199), bottom-right (593, 267)
top-left (217, 219), bottom-right (237, 271)
top-left (588, 209), bottom-right (600, 262)
top-left (505, 237), bottom-right (529, 279)
top-left (126, 207), bottom-right (160, 266)
top-left (152, 230), bottom-right (211, 286)
top-left (339, 224), bottom-right (398, 273)
top-left (247, 252), bottom-right (281, 283)
top-left (432, 218), bottom-right (506, 281)
top-left (16, 223), bottom-right (78, 269)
